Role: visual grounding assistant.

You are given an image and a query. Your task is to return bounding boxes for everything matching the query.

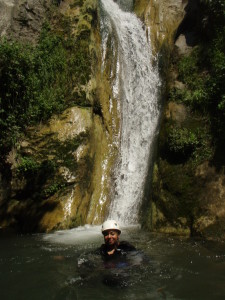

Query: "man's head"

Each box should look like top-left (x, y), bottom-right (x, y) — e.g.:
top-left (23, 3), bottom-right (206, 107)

top-left (101, 220), bottom-right (121, 248)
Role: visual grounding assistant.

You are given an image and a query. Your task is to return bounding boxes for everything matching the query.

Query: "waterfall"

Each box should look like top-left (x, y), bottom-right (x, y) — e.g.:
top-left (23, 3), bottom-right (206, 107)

top-left (100, 0), bottom-right (160, 225)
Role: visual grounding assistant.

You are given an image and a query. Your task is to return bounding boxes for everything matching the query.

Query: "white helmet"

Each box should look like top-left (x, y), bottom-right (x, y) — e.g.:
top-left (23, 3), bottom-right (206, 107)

top-left (101, 220), bottom-right (121, 234)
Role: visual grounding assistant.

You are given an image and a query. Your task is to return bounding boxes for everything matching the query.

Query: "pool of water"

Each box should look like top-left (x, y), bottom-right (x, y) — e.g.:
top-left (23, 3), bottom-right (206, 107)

top-left (0, 226), bottom-right (225, 299)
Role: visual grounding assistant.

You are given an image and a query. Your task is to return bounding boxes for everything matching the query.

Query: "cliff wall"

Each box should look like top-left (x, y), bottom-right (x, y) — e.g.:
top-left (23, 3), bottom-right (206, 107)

top-left (0, 0), bottom-right (119, 232)
top-left (139, 0), bottom-right (225, 240)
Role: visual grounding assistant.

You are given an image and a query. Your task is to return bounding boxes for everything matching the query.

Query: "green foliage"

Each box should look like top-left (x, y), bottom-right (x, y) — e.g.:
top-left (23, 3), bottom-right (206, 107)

top-left (0, 16), bottom-right (92, 159)
top-left (0, 1), bottom-right (95, 163)
top-left (168, 127), bottom-right (199, 156)
top-left (0, 32), bottom-right (66, 154)
top-left (165, 122), bottom-right (213, 164)
top-left (70, 0), bottom-right (84, 8)
top-left (17, 157), bottom-right (40, 176)
top-left (81, 0), bottom-right (97, 15)
top-left (71, 38), bottom-right (91, 85)
top-left (207, 27), bottom-right (225, 115)
top-left (168, 88), bottom-right (186, 103)
top-left (169, 0), bottom-right (225, 164)
top-left (16, 156), bottom-right (65, 199)
top-left (178, 50), bottom-right (199, 84)
top-left (172, 0), bottom-right (225, 113)
top-left (175, 27), bottom-right (225, 112)
top-left (42, 183), bottom-right (65, 198)
top-left (177, 50), bottom-right (209, 109)
top-left (17, 157), bottom-right (57, 177)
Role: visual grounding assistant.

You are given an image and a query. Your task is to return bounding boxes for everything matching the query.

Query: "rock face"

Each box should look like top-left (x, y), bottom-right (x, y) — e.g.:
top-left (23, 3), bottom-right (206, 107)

top-left (0, 0), bottom-right (50, 42)
top-left (134, 0), bottom-right (186, 52)
top-left (0, 0), bottom-right (15, 36)
top-left (139, 0), bottom-right (225, 240)
top-left (0, 0), bottom-right (118, 232)
top-left (0, 0), bottom-right (52, 232)
top-left (3, 107), bottom-right (93, 232)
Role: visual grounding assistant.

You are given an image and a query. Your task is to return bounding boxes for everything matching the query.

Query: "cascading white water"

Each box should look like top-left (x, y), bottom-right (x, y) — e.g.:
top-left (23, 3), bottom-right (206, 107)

top-left (100, 0), bottom-right (160, 225)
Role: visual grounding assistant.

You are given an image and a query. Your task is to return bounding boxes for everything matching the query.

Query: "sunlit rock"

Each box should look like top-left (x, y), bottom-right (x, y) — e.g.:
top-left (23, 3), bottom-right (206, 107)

top-left (175, 34), bottom-right (193, 55)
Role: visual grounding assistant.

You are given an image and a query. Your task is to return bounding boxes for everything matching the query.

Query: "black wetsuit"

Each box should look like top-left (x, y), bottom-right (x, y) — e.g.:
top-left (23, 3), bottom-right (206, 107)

top-left (96, 241), bottom-right (137, 286)
top-left (97, 241), bottom-right (136, 260)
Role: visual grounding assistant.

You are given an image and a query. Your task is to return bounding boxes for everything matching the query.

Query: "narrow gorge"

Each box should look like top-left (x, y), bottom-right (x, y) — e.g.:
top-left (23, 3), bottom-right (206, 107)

top-left (0, 0), bottom-right (224, 241)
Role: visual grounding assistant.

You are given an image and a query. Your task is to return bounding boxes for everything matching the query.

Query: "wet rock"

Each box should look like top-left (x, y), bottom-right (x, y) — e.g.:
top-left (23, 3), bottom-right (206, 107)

top-left (37, 107), bottom-right (93, 143)
top-left (135, 0), bottom-right (185, 54)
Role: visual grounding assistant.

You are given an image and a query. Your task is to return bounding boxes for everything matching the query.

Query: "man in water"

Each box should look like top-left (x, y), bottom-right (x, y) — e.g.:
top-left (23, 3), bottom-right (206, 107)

top-left (96, 220), bottom-right (138, 286)
top-left (98, 220), bottom-right (136, 259)
top-left (77, 220), bottom-right (141, 287)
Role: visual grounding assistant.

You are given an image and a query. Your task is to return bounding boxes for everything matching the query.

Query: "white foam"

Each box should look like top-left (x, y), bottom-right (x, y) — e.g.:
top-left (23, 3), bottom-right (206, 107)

top-left (42, 225), bottom-right (102, 245)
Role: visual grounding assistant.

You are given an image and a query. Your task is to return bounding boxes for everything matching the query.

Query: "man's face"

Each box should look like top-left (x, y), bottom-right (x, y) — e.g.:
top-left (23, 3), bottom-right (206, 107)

top-left (103, 230), bottom-right (120, 247)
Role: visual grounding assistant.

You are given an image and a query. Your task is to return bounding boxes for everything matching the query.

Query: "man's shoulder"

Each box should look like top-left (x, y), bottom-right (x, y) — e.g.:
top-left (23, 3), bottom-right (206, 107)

top-left (118, 241), bottom-right (136, 251)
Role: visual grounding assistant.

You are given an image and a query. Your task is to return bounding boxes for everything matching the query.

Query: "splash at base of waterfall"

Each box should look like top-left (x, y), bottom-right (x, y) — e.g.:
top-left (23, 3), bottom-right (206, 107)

top-left (100, 0), bottom-right (160, 225)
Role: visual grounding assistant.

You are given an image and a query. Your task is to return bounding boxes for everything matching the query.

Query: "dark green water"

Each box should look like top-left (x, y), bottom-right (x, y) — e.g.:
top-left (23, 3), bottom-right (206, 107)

top-left (0, 226), bottom-right (225, 300)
